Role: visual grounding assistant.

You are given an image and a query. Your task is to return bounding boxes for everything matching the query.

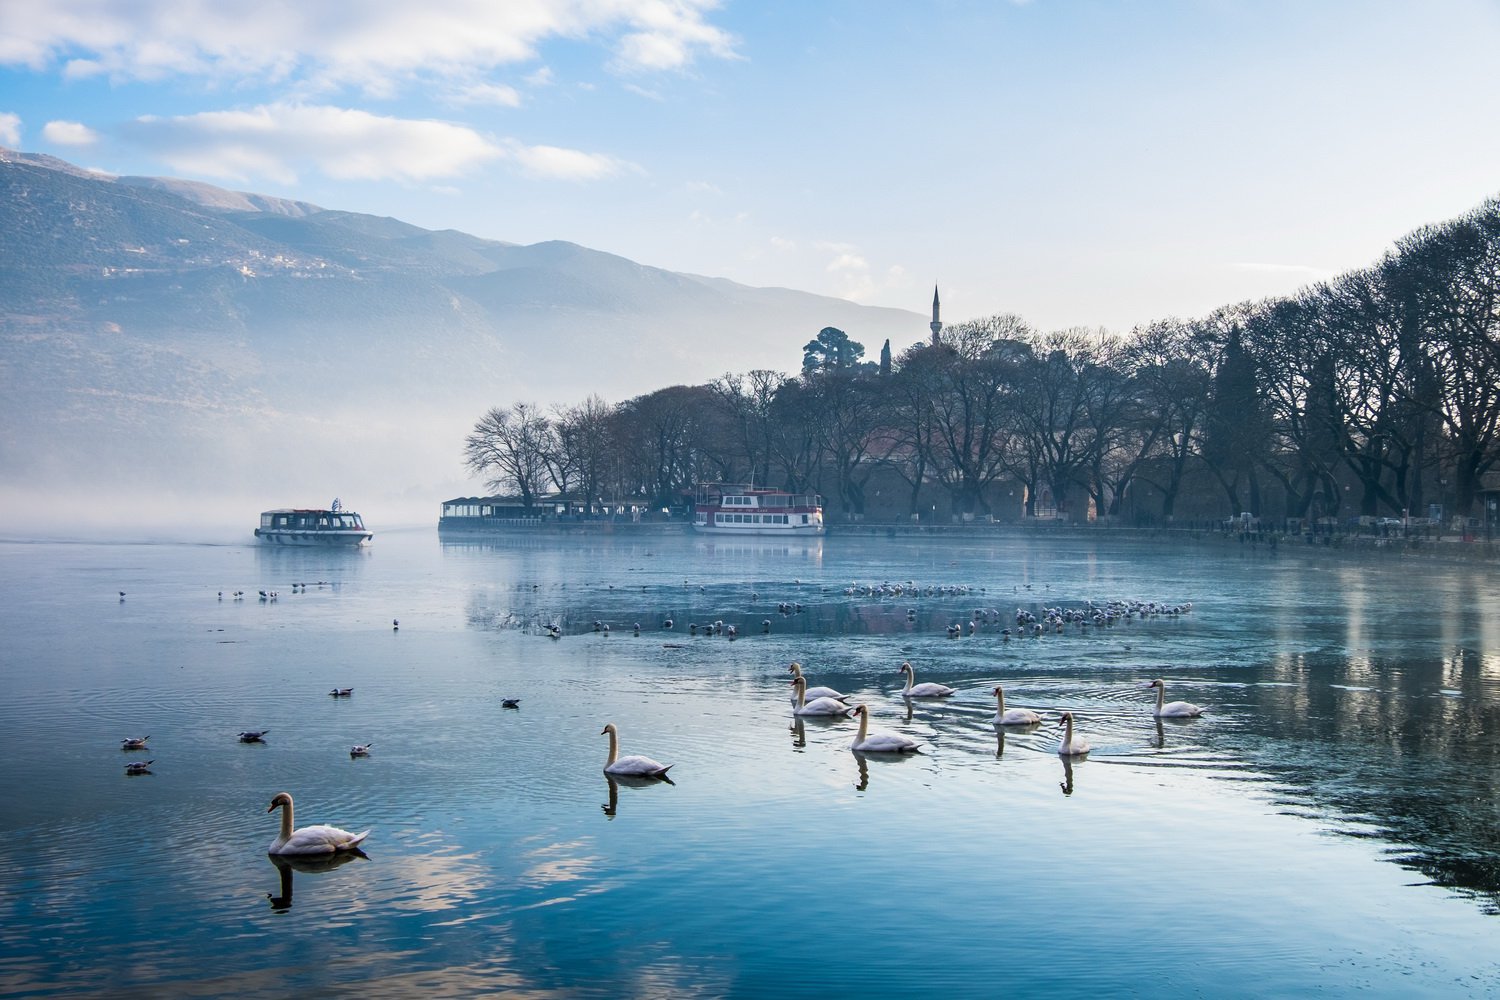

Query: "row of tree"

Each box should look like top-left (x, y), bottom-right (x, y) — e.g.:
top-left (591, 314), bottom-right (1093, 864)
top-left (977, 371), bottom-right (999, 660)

top-left (464, 197), bottom-right (1500, 523)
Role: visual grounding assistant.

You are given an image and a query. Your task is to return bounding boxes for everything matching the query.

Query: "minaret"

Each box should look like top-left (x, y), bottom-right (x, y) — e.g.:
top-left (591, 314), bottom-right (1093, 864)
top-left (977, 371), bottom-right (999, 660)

top-left (930, 285), bottom-right (943, 346)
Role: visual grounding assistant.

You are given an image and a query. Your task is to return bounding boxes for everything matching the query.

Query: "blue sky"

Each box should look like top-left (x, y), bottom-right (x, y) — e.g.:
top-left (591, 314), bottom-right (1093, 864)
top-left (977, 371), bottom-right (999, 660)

top-left (3, 0), bottom-right (1499, 333)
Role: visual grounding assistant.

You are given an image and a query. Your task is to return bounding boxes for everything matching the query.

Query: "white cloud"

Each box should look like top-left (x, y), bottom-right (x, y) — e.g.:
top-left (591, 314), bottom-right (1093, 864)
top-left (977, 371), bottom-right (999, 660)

top-left (121, 103), bottom-right (505, 184)
top-left (506, 141), bottom-right (626, 181)
top-left (769, 236), bottom-right (795, 252)
top-left (42, 119), bottom-right (99, 146)
top-left (525, 66), bottom-right (555, 87)
top-left (447, 82), bottom-right (522, 107)
top-left (0, 1), bottom-right (739, 93)
top-left (0, 111), bottom-right (19, 146)
top-left (623, 82), bottom-right (663, 101)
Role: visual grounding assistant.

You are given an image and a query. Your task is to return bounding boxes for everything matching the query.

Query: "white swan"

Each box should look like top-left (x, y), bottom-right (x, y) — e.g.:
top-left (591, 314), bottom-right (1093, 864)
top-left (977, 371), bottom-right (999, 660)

top-left (898, 661), bottom-right (956, 698)
top-left (850, 704), bottom-right (921, 753)
top-left (600, 722), bottom-right (673, 777)
top-left (992, 686), bottom-right (1042, 726)
top-left (791, 676), bottom-right (856, 717)
top-left (1148, 679), bottom-right (1204, 718)
top-left (787, 661), bottom-right (848, 701)
top-left (1056, 711), bottom-right (1090, 757)
top-left (266, 791), bottom-right (370, 856)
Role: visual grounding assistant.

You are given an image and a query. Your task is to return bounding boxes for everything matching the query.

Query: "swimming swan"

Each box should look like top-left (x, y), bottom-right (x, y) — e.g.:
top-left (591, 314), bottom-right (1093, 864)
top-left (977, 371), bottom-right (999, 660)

top-left (1056, 711), bottom-right (1090, 756)
top-left (266, 791), bottom-right (370, 856)
top-left (791, 676), bottom-right (856, 717)
top-left (600, 722), bottom-right (673, 777)
top-left (898, 661), bottom-right (956, 698)
top-left (992, 686), bottom-right (1042, 726)
top-left (1148, 679), bottom-right (1204, 718)
top-left (787, 662), bottom-right (848, 701)
top-left (850, 704), bottom-right (921, 753)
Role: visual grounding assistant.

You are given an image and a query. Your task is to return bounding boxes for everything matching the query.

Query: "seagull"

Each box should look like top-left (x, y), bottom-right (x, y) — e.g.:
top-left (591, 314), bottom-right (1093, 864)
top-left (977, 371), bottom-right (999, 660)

top-left (120, 735), bottom-right (150, 751)
top-left (238, 730), bottom-right (270, 743)
top-left (501, 698), bottom-right (521, 709)
top-left (124, 760), bottom-right (154, 775)
top-left (349, 743), bottom-right (372, 757)
top-left (329, 688), bottom-right (353, 697)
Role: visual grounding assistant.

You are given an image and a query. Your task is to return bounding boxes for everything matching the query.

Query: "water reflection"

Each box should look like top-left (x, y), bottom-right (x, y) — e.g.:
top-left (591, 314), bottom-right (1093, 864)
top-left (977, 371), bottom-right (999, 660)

top-left (601, 773), bottom-right (673, 819)
top-left (789, 718), bottom-right (806, 749)
top-left (1059, 755), bottom-right (1078, 797)
top-left (994, 720), bottom-right (1042, 758)
top-left (266, 850), bottom-right (366, 912)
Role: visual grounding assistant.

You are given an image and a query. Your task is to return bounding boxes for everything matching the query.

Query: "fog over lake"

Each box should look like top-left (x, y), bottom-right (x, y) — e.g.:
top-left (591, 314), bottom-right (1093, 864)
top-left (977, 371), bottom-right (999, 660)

top-left (2, 527), bottom-right (1498, 997)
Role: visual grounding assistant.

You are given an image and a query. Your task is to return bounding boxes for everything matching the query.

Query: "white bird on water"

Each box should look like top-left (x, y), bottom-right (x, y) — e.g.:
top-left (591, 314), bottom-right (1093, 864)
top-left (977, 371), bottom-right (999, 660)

top-left (266, 791), bottom-right (370, 856)
top-left (991, 686), bottom-right (1042, 726)
top-left (1148, 678), bottom-right (1204, 718)
top-left (898, 661), bottom-right (956, 698)
top-left (849, 704), bottom-right (921, 753)
top-left (120, 735), bottom-right (150, 751)
top-left (787, 662), bottom-right (848, 701)
top-left (790, 676), bottom-right (856, 717)
top-left (1056, 711), bottom-right (1090, 756)
top-left (600, 722), bottom-right (673, 778)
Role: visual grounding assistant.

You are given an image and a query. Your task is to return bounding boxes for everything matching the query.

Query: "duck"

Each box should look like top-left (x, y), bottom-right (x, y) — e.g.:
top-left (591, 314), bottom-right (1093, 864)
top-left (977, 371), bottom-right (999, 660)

top-left (266, 791), bottom-right (370, 855)
top-left (1056, 711), bottom-right (1090, 756)
top-left (124, 759), bottom-right (154, 775)
top-left (349, 743), bottom-right (372, 757)
top-left (787, 662), bottom-right (848, 701)
top-left (897, 661), bottom-right (956, 698)
top-left (849, 704), bottom-right (921, 753)
top-left (1148, 679), bottom-right (1204, 718)
top-left (238, 730), bottom-right (269, 743)
top-left (791, 676), bottom-right (856, 717)
top-left (991, 686), bottom-right (1042, 726)
top-left (600, 722), bottom-right (673, 778)
top-left (120, 735), bottom-right (150, 751)
top-left (329, 688), bottom-right (353, 697)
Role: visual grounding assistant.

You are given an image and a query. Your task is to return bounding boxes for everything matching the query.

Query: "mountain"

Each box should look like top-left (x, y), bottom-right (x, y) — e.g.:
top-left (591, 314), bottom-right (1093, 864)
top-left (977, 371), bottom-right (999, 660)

top-left (0, 149), bottom-right (925, 533)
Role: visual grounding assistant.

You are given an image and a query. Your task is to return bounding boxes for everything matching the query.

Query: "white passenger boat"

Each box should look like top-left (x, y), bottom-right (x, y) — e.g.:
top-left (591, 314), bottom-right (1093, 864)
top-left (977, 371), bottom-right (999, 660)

top-left (254, 500), bottom-right (372, 546)
top-left (692, 484), bottom-right (824, 536)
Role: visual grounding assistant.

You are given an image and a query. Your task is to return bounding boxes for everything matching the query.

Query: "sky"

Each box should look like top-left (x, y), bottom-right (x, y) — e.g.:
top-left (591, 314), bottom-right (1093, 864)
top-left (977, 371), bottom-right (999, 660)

top-left (3, 0), bottom-right (1500, 334)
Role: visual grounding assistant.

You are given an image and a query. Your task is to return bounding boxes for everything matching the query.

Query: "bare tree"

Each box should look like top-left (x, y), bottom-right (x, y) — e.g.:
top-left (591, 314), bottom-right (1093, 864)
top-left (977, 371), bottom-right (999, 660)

top-left (463, 403), bottom-right (555, 508)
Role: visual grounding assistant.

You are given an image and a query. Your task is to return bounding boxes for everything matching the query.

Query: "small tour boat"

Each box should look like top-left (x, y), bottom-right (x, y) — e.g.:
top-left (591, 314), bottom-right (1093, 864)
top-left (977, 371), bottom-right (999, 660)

top-left (692, 484), bottom-right (824, 536)
top-left (254, 499), bottom-right (372, 546)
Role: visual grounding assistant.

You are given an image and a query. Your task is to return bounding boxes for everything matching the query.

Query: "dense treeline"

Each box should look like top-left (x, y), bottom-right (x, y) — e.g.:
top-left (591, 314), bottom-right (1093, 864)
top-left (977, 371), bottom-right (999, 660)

top-left (465, 197), bottom-right (1500, 524)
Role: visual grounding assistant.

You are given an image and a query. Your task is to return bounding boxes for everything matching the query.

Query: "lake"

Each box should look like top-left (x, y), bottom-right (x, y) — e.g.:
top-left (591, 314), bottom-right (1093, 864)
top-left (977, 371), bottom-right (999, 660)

top-left (1, 526), bottom-right (1498, 997)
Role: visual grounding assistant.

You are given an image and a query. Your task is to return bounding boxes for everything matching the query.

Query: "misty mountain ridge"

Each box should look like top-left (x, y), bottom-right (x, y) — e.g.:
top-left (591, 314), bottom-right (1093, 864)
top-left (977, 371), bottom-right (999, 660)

top-left (0, 148), bottom-right (923, 533)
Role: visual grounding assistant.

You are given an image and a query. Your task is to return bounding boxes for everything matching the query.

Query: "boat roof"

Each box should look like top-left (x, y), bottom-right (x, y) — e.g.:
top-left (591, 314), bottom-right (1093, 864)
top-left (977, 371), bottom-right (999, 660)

top-left (259, 508), bottom-right (360, 515)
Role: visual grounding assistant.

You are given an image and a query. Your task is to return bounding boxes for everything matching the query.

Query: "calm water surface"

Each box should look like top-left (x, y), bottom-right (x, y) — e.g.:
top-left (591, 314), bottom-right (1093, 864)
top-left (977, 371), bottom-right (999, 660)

top-left (1, 528), bottom-right (1498, 997)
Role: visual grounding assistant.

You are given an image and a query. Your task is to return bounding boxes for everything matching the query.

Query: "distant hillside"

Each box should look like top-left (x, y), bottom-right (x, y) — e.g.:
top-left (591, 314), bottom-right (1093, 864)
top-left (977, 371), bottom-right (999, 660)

top-left (0, 148), bottom-right (925, 532)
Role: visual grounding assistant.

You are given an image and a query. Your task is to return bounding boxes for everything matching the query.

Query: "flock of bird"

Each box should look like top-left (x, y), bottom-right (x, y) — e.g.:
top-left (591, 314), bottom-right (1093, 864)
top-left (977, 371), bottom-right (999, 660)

top-left (609, 658), bottom-right (1205, 777)
top-left (113, 578), bottom-right (1201, 860)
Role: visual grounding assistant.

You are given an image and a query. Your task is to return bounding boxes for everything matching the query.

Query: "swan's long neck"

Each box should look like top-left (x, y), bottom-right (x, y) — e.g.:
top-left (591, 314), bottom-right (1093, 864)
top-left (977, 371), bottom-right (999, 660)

top-left (901, 666), bottom-right (913, 694)
top-left (792, 679), bottom-right (806, 708)
top-left (789, 663), bottom-right (803, 678)
top-left (279, 798), bottom-right (294, 841)
top-left (605, 728), bottom-right (619, 766)
top-left (1063, 714), bottom-right (1075, 746)
top-left (856, 708), bottom-right (869, 742)
top-left (995, 688), bottom-right (1006, 713)
top-left (1154, 683), bottom-right (1165, 712)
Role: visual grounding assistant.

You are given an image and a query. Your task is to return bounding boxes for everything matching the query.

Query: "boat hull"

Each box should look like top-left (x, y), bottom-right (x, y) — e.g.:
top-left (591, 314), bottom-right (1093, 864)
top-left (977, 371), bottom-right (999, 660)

top-left (692, 523), bottom-right (824, 536)
top-left (254, 529), bottom-right (372, 547)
